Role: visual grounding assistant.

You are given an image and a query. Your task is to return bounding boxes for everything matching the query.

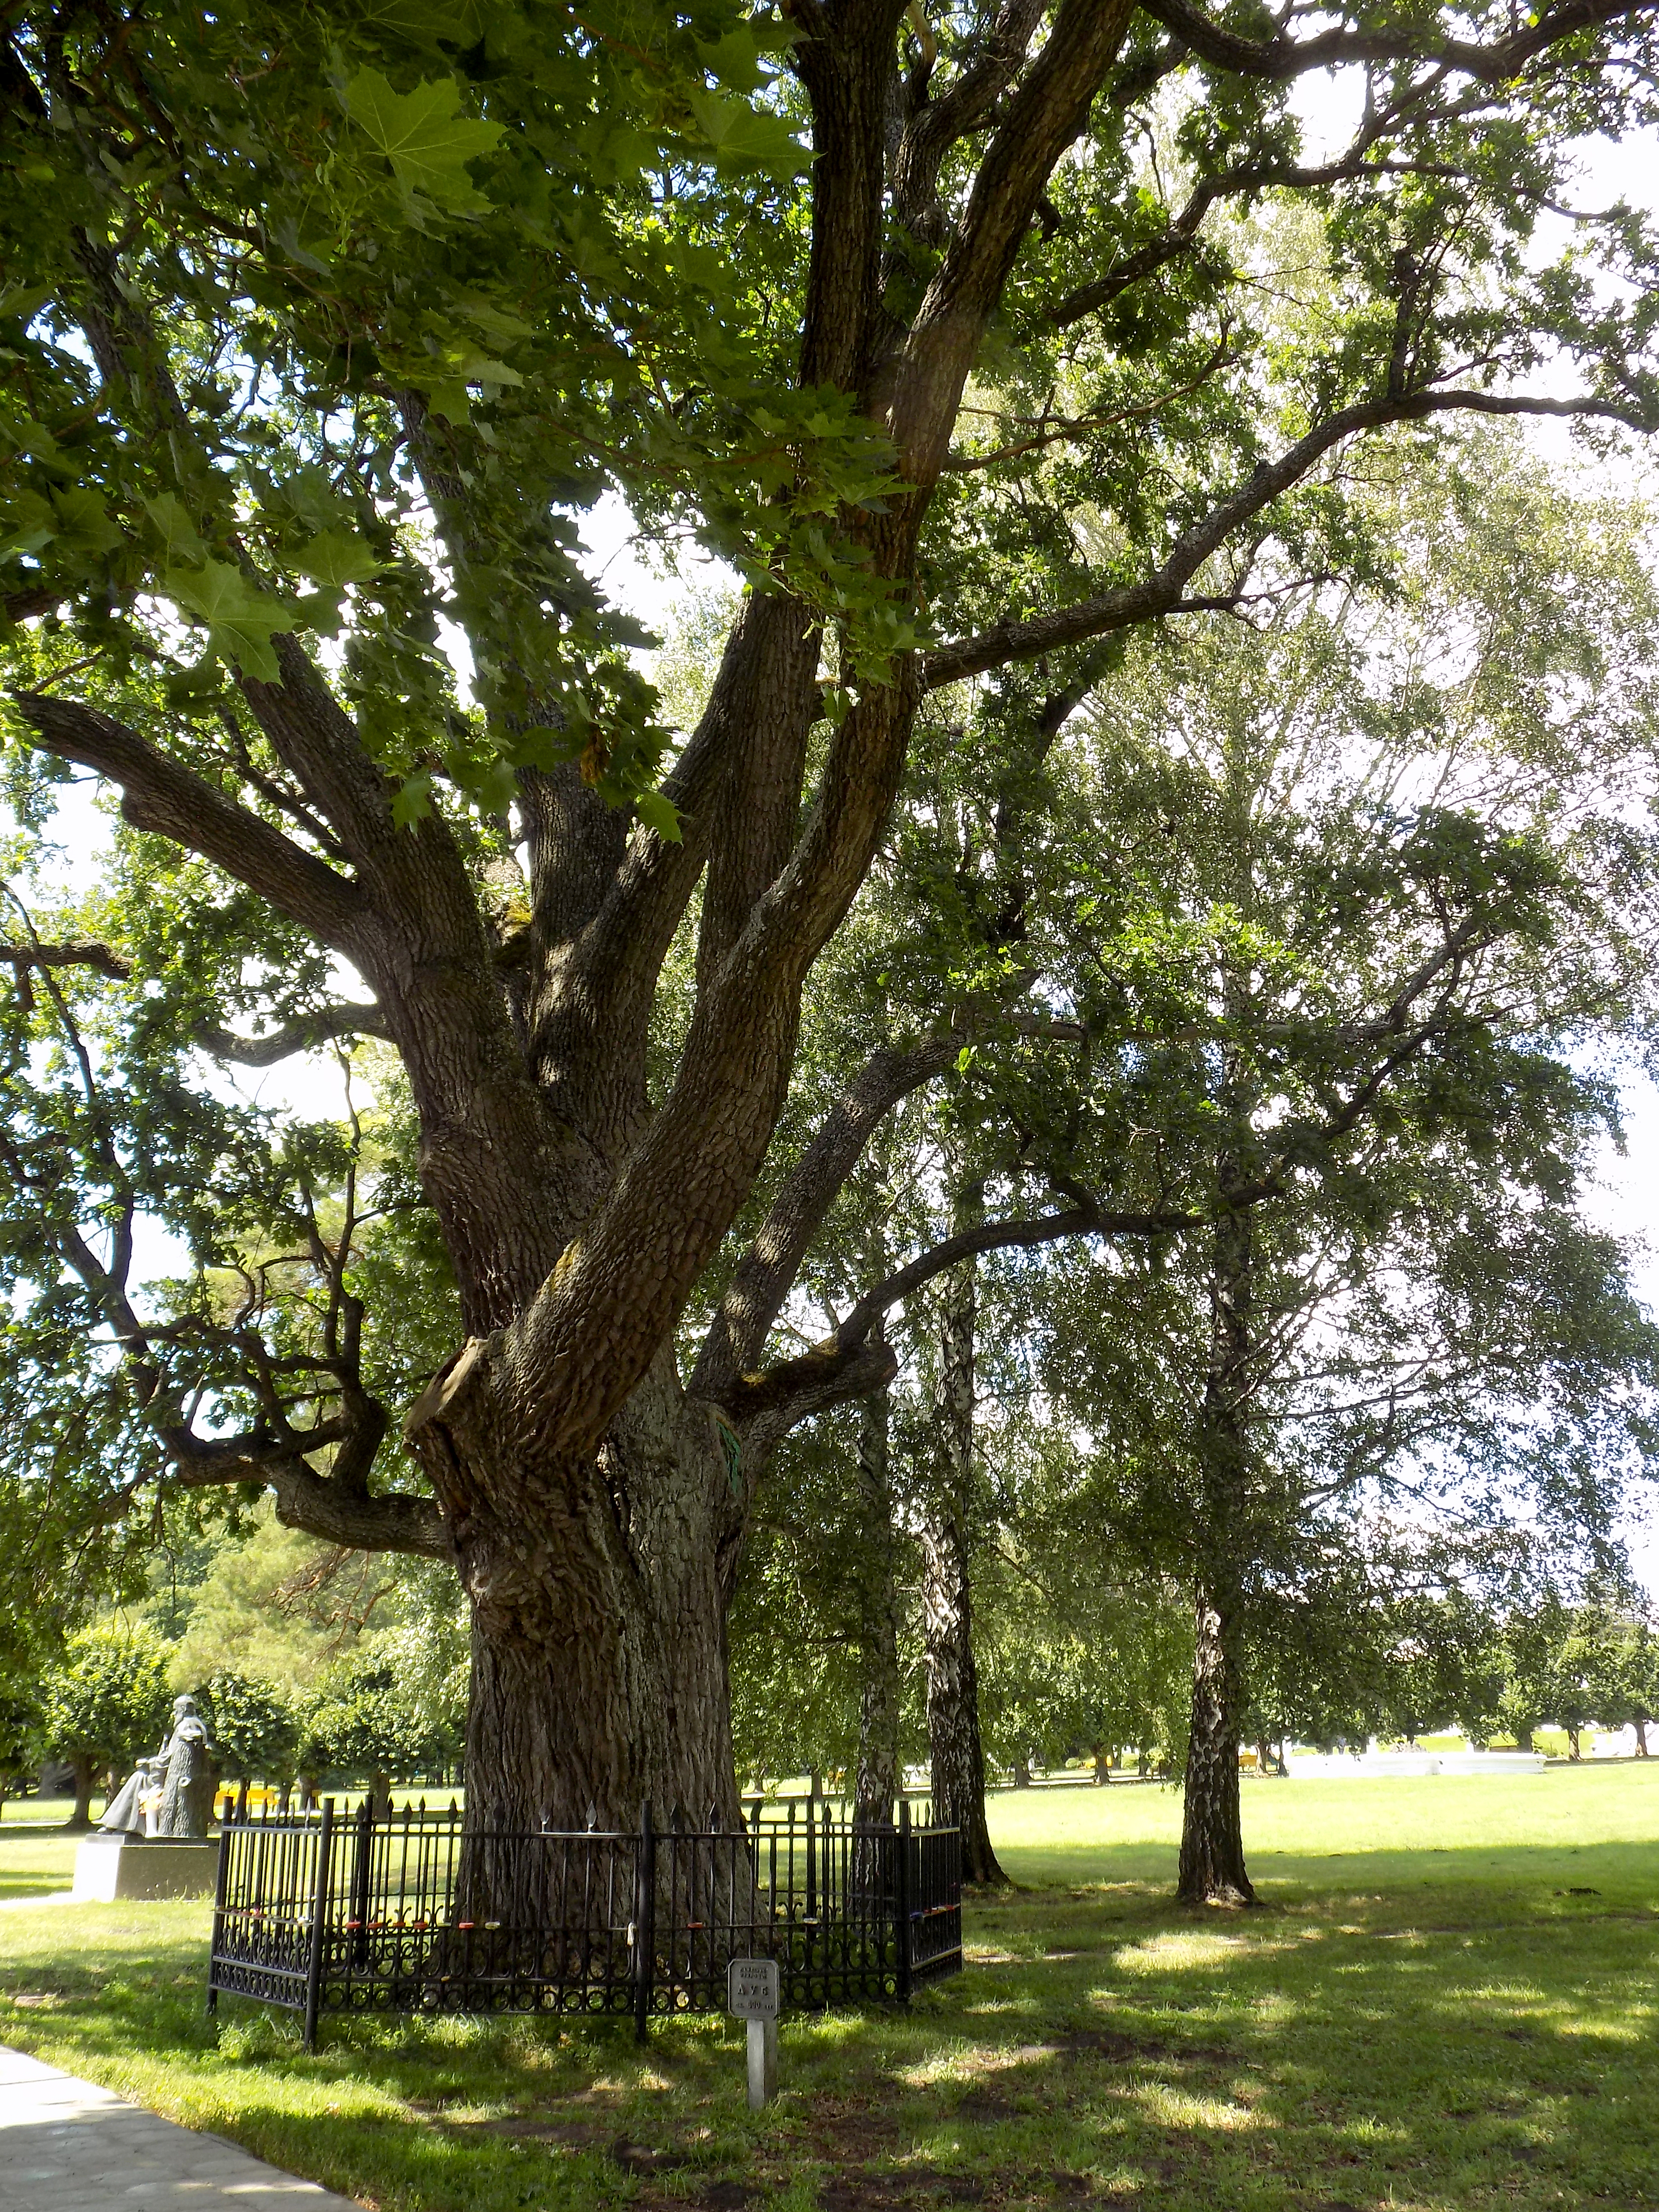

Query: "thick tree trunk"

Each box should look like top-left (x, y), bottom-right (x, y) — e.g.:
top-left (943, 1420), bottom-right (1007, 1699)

top-left (415, 1347), bottom-right (741, 1859)
top-left (1011, 1752), bottom-right (1032, 1789)
top-left (1514, 1724), bottom-right (1535, 1752)
top-left (1178, 1580), bottom-right (1254, 1905)
top-left (1092, 1743), bottom-right (1111, 1785)
top-left (853, 1372), bottom-right (903, 1828)
top-left (921, 1233), bottom-right (1006, 1885)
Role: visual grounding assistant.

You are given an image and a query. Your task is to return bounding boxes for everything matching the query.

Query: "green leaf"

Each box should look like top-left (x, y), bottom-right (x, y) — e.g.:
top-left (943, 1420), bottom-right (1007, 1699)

top-left (682, 88), bottom-right (803, 181)
top-left (633, 788), bottom-right (682, 844)
top-left (47, 489), bottom-right (122, 557)
top-left (143, 495), bottom-right (208, 565)
top-left (391, 769), bottom-right (434, 826)
top-left (342, 67), bottom-right (504, 216)
top-left (296, 529), bottom-right (384, 589)
top-left (0, 493), bottom-right (54, 560)
top-left (163, 560), bottom-right (289, 682)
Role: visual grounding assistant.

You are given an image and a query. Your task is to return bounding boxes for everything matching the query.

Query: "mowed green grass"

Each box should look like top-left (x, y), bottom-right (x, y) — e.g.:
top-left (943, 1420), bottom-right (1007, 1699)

top-left (990, 1759), bottom-right (1659, 1899)
top-left (1, 1767), bottom-right (1656, 2212)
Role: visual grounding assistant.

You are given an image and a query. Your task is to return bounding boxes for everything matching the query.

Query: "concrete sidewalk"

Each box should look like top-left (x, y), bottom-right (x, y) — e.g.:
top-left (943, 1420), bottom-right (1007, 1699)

top-left (0, 2045), bottom-right (363, 2209)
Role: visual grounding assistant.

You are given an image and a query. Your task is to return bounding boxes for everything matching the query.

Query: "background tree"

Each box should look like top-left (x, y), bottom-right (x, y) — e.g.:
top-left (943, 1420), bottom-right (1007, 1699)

top-left (200, 1670), bottom-right (298, 1793)
top-left (0, 1674), bottom-right (42, 1821)
top-left (297, 1640), bottom-right (461, 1815)
top-left (953, 438), bottom-right (1659, 1899)
top-left (39, 1619), bottom-right (173, 1828)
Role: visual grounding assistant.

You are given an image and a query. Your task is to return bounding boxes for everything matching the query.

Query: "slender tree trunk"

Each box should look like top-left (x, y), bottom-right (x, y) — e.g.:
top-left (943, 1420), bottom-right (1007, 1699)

top-left (1011, 1751), bottom-right (1032, 1789)
top-left (67, 1756), bottom-right (94, 1830)
top-left (1178, 1579), bottom-right (1254, 1904)
top-left (1515, 1724), bottom-right (1535, 1752)
top-left (1177, 1191), bottom-right (1257, 1908)
top-left (922, 1505), bottom-right (1003, 1881)
top-left (853, 1365), bottom-right (903, 1829)
top-left (921, 1226), bottom-right (1006, 1885)
top-left (1634, 1713), bottom-right (1650, 1757)
top-left (1092, 1743), bottom-right (1111, 1785)
top-left (1568, 1725), bottom-right (1581, 1761)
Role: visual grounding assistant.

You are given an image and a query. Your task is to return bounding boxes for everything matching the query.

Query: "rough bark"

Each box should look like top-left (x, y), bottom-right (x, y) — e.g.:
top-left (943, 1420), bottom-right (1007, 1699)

top-left (409, 1341), bottom-right (741, 1835)
top-left (921, 1226), bottom-right (1007, 1884)
top-left (1178, 1578), bottom-right (1253, 1905)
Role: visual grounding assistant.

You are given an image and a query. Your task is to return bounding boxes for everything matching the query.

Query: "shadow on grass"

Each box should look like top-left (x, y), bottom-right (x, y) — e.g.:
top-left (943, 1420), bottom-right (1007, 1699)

top-left (2, 1852), bottom-right (1657, 2212)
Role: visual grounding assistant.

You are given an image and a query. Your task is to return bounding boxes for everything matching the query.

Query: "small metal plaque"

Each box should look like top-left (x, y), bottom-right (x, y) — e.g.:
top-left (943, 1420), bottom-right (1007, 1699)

top-left (727, 1956), bottom-right (779, 2020)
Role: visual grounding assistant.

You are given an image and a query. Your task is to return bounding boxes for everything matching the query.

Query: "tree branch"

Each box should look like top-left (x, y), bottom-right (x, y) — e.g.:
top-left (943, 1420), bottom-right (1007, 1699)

top-left (691, 1028), bottom-right (968, 1402)
top-left (720, 1198), bottom-right (1198, 1425)
top-left (1139, 0), bottom-right (1659, 87)
top-left (922, 389), bottom-right (1658, 689)
top-left (0, 939), bottom-right (131, 982)
top-left (11, 692), bottom-right (367, 951)
top-left (195, 1002), bottom-right (392, 1065)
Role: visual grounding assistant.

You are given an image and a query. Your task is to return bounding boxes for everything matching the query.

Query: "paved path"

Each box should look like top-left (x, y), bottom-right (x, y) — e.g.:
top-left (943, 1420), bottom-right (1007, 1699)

top-left (0, 2046), bottom-right (363, 2210)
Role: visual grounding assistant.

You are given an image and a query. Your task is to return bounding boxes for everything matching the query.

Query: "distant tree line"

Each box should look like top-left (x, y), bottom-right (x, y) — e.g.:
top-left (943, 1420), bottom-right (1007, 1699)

top-left (4, 1616), bottom-right (465, 1828)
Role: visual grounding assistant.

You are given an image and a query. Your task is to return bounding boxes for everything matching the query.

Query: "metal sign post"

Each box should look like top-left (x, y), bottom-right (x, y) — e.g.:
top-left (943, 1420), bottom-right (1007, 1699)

top-left (727, 1957), bottom-right (779, 2109)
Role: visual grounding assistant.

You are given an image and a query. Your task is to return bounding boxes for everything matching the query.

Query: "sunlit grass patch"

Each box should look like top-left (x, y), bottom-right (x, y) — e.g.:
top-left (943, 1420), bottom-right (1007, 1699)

top-left (1, 1766), bottom-right (1657, 2209)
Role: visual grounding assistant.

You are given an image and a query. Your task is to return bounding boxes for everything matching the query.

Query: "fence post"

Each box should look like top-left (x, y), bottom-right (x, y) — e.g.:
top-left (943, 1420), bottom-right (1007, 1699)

top-left (634, 1800), bottom-right (655, 2044)
top-left (206, 1800), bottom-right (234, 2018)
top-left (303, 1798), bottom-right (336, 2054)
top-left (895, 1799), bottom-right (912, 2003)
top-left (349, 1798), bottom-right (373, 1969)
top-left (805, 1790), bottom-right (817, 1925)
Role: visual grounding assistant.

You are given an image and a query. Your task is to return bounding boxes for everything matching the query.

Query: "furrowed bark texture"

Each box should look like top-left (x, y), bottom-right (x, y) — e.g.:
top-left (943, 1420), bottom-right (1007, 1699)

top-left (1177, 1200), bottom-right (1257, 1907)
top-left (408, 1340), bottom-right (742, 1833)
top-left (922, 1234), bottom-right (1007, 1884)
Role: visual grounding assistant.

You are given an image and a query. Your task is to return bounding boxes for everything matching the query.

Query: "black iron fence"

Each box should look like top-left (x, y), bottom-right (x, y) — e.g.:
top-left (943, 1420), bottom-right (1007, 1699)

top-left (207, 1797), bottom-right (962, 2047)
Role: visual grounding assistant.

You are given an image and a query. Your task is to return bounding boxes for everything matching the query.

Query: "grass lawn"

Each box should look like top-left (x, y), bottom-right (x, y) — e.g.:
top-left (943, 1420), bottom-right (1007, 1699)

top-left (2, 1765), bottom-right (1656, 2212)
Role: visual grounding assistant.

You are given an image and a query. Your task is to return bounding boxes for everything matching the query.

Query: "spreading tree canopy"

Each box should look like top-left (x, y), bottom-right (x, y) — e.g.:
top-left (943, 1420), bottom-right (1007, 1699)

top-left (4, 0), bottom-right (1659, 1838)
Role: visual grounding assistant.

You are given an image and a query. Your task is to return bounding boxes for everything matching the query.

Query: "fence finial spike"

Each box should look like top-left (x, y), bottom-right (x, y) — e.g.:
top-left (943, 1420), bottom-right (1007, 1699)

top-left (708, 1800), bottom-right (721, 1833)
top-left (586, 1801), bottom-right (599, 1831)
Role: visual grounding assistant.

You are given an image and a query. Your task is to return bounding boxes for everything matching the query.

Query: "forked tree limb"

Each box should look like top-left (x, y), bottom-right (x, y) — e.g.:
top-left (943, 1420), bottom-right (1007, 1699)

top-left (0, 941), bottom-right (388, 1060)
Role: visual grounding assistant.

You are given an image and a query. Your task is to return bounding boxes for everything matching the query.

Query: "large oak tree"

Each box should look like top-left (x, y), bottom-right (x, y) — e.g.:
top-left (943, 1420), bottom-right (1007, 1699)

top-left (3, 0), bottom-right (1658, 1837)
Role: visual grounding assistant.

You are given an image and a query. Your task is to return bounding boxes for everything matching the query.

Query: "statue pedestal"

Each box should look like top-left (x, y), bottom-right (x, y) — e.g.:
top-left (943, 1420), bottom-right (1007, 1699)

top-left (72, 1835), bottom-right (220, 1902)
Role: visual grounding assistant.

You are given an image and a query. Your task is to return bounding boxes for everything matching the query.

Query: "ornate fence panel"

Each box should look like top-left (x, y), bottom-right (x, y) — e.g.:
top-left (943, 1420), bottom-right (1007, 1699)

top-left (207, 1796), bottom-right (962, 2047)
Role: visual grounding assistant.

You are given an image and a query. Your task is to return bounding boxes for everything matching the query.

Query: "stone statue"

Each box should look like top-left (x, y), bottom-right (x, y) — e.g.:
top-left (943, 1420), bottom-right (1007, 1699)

top-left (97, 1695), bottom-right (217, 1840)
top-left (156, 1696), bottom-right (215, 1836)
top-left (97, 1754), bottom-right (162, 1837)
